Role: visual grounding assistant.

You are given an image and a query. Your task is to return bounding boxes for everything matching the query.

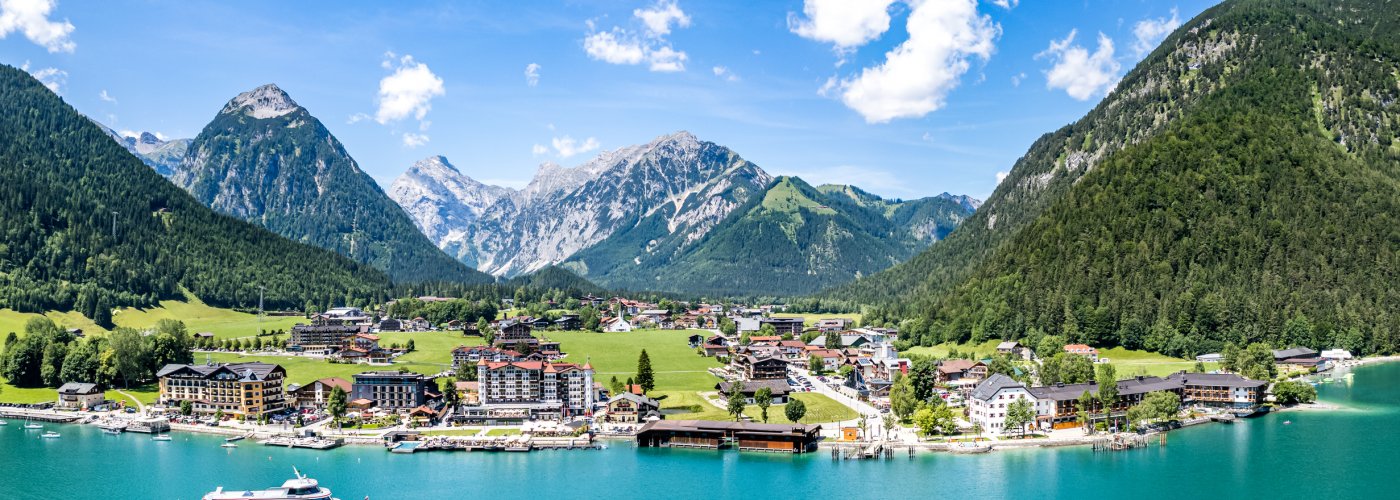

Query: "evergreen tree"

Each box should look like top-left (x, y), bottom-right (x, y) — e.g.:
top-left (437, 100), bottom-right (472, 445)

top-left (635, 350), bottom-right (655, 394)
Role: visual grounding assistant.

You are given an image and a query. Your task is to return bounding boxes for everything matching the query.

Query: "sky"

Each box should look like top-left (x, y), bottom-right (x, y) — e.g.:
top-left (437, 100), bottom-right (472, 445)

top-left (0, 0), bottom-right (1219, 201)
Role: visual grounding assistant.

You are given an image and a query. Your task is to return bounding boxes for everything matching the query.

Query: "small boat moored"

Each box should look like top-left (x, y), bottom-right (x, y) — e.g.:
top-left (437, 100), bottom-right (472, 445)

top-left (152, 434), bottom-right (173, 441)
top-left (202, 468), bottom-right (336, 500)
top-left (41, 431), bottom-right (61, 439)
top-left (24, 423), bottom-right (44, 430)
top-left (220, 442), bottom-right (238, 448)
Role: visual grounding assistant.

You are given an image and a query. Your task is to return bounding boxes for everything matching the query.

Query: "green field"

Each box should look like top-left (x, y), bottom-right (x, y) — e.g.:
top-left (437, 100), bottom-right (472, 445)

top-left (115, 299), bottom-right (307, 340)
top-left (770, 312), bottom-right (862, 327)
top-left (0, 377), bottom-right (158, 405)
top-left (902, 339), bottom-right (1004, 359)
top-left (548, 329), bottom-right (723, 392)
top-left (1, 299), bottom-right (308, 341)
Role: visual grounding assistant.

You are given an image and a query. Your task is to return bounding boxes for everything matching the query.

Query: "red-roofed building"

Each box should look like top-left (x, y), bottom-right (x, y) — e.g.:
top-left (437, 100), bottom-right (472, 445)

top-left (474, 359), bottom-right (596, 420)
top-left (1063, 344), bottom-right (1100, 361)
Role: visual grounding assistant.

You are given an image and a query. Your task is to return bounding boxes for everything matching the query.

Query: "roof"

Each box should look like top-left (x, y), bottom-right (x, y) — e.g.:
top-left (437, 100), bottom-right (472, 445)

top-left (311, 377), bottom-right (351, 392)
top-left (609, 392), bottom-right (659, 407)
top-left (156, 362), bottom-right (283, 381)
top-left (1273, 347), bottom-right (1319, 359)
top-left (57, 382), bottom-right (99, 395)
top-left (637, 419), bottom-right (819, 437)
top-left (1063, 344), bottom-right (1098, 353)
top-left (760, 317), bottom-right (805, 324)
top-left (970, 373), bottom-right (1024, 402)
top-left (996, 341), bottom-right (1021, 349)
top-left (937, 359), bottom-right (981, 374)
top-left (1169, 372), bottom-right (1267, 389)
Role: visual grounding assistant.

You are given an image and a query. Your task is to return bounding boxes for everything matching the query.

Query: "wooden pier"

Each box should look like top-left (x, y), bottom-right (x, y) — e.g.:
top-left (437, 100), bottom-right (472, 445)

top-left (0, 410), bottom-right (80, 423)
top-left (1091, 433), bottom-right (1166, 452)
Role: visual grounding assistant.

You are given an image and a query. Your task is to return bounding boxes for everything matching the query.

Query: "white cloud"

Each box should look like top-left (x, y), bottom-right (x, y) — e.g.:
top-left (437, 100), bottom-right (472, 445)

top-left (634, 0), bottom-right (689, 37)
top-left (788, 0), bottom-right (896, 52)
top-left (524, 63), bottom-right (541, 87)
top-left (0, 0), bottom-right (76, 53)
top-left (1132, 8), bottom-right (1180, 56)
top-left (347, 112), bottom-right (370, 124)
top-left (1010, 71), bottom-right (1026, 87)
top-left (531, 144), bottom-right (549, 156)
top-left (990, 0), bottom-right (1018, 9)
top-left (712, 66), bottom-right (738, 82)
top-left (834, 0), bottom-right (1000, 123)
top-left (117, 129), bottom-right (137, 138)
top-left (550, 135), bottom-right (600, 159)
top-left (647, 45), bottom-right (687, 72)
top-left (583, 1), bottom-right (691, 72)
top-left (22, 62), bottom-right (65, 93)
top-left (402, 132), bottom-right (430, 148)
top-left (98, 89), bottom-right (116, 103)
top-left (995, 171), bottom-right (1009, 184)
top-left (375, 54), bottom-right (445, 125)
top-left (584, 29), bottom-right (647, 65)
top-left (1037, 30), bottom-right (1121, 101)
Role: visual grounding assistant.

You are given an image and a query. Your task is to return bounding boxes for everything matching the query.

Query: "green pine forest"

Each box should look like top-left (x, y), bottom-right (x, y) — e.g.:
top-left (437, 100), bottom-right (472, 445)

top-left (0, 64), bottom-right (391, 325)
top-left (847, 0), bottom-right (1400, 357)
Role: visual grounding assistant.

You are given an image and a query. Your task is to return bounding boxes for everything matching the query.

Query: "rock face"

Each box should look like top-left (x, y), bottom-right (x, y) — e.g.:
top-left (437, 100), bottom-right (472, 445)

top-left (91, 121), bottom-right (190, 177)
top-left (459, 131), bottom-right (773, 277)
top-left (389, 155), bottom-right (512, 244)
top-left (390, 131), bottom-right (979, 295)
top-left (173, 84), bottom-right (494, 284)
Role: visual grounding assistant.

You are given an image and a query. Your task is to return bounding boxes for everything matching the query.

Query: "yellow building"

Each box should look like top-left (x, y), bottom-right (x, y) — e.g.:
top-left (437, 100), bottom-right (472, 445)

top-left (157, 362), bottom-right (287, 418)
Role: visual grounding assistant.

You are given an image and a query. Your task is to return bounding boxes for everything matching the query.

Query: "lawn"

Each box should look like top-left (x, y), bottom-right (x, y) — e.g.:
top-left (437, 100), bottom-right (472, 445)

top-left (548, 329), bottom-right (724, 392)
top-left (206, 352), bottom-right (450, 387)
top-left (770, 312), bottom-right (862, 328)
top-left (0, 309), bottom-right (107, 336)
top-left (114, 299), bottom-right (307, 340)
top-left (1, 299), bottom-right (308, 341)
top-left (422, 428), bottom-right (485, 436)
top-left (486, 428), bottom-right (522, 436)
top-left (376, 331), bottom-right (485, 366)
top-left (903, 339), bottom-right (1004, 359)
top-left (0, 378), bottom-right (158, 405)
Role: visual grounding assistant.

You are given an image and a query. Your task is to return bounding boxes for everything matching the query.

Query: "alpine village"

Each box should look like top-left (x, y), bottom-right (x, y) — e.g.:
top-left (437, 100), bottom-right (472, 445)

top-left (1, 0), bottom-right (1399, 499)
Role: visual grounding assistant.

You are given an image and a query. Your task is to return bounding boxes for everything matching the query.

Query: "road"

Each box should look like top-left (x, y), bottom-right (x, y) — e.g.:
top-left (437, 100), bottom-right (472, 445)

top-left (789, 368), bottom-right (903, 442)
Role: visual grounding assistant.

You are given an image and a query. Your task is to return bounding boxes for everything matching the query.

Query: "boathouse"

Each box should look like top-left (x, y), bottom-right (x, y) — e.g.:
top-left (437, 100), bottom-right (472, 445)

top-left (635, 420), bottom-right (821, 453)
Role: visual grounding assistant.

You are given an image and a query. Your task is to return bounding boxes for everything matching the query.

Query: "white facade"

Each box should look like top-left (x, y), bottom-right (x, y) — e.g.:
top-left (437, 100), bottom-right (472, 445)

top-left (968, 385), bottom-right (1041, 435)
top-left (605, 318), bottom-right (633, 332)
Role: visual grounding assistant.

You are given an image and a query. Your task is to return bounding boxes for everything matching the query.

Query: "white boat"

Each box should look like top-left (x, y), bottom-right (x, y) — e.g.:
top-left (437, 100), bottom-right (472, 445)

top-left (41, 431), bottom-right (60, 439)
top-left (152, 434), bottom-right (173, 441)
top-left (202, 469), bottom-right (337, 500)
top-left (221, 442), bottom-right (238, 448)
top-left (0, 419), bottom-right (8, 425)
top-left (23, 423), bottom-right (44, 430)
top-left (102, 428), bottom-right (122, 435)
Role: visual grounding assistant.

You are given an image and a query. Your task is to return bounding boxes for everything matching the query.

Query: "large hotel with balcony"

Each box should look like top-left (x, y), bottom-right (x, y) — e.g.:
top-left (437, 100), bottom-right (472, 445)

top-left (156, 362), bottom-right (287, 418)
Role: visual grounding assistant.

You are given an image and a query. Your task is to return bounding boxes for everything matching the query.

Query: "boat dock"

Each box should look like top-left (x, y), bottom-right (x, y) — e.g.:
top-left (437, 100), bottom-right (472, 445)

top-left (261, 436), bottom-right (344, 450)
top-left (386, 435), bottom-right (598, 453)
top-left (0, 409), bottom-right (81, 423)
top-left (1091, 433), bottom-right (1165, 452)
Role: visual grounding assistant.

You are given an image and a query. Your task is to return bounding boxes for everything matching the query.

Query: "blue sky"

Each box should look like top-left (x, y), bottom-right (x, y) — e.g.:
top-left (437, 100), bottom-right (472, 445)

top-left (2, 0), bottom-right (1217, 200)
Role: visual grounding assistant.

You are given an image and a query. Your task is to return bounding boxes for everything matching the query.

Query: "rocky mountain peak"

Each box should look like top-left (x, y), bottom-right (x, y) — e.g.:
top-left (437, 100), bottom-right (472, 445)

top-left (221, 83), bottom-right (300, 119)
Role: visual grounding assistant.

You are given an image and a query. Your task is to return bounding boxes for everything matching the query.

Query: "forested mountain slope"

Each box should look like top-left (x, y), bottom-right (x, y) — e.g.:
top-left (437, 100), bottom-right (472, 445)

top-left (176, 84), bottom-right (493, 285)
top-left (848, 0), bottom-right (1400, 356)
top-left (0, 65), bottom-right (391, 326)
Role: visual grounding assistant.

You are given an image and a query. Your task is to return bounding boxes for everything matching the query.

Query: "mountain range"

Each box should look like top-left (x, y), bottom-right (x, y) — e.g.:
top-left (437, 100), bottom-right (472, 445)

top-left (388, 133), bottom-right (978, 296)
top-left (840, 0), bottom-right (1400, 357)
top-left (160, 84), bottom-right (493, 285)
top-left (0, 64), bottom-right (390, 325)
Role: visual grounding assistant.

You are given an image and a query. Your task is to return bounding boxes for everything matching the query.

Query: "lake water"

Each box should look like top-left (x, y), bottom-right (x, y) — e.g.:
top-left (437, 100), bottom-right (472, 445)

top-left (2, 363), bottom-right (1397, 499)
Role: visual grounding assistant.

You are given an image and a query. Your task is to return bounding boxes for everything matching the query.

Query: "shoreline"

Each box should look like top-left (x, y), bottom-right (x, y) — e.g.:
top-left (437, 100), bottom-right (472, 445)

top-left (18, 356), bottom-right (1399, 457)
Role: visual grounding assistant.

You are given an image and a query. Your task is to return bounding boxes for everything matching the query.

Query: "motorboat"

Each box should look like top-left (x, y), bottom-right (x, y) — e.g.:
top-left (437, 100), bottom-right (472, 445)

top-left (41, 431), bottom-right (60, 439)
top-left (220, 442), bottom-right (238, 448)
top-left (23, 422), bottom-right (44, 430)
top-left (202, 469), bottom-right (337, 500)
top-left (152, 434), bottom-right (173, 441)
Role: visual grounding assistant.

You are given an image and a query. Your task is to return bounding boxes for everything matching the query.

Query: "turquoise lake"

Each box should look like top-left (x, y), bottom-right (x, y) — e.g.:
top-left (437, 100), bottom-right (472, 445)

top-left (3, 362), bottom-right (1398, 499)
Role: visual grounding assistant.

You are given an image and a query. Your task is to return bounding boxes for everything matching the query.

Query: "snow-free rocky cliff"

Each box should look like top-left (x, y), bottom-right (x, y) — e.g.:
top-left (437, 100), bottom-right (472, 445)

top-left (390, 131), bottom-right (773, 277)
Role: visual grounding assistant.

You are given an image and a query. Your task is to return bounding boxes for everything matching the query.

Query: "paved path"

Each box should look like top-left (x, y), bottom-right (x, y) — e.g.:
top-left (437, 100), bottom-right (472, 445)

top-left (790, 368), bottom-right (893, 441)
top-left (113, 389), bottom-right (145, 414)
